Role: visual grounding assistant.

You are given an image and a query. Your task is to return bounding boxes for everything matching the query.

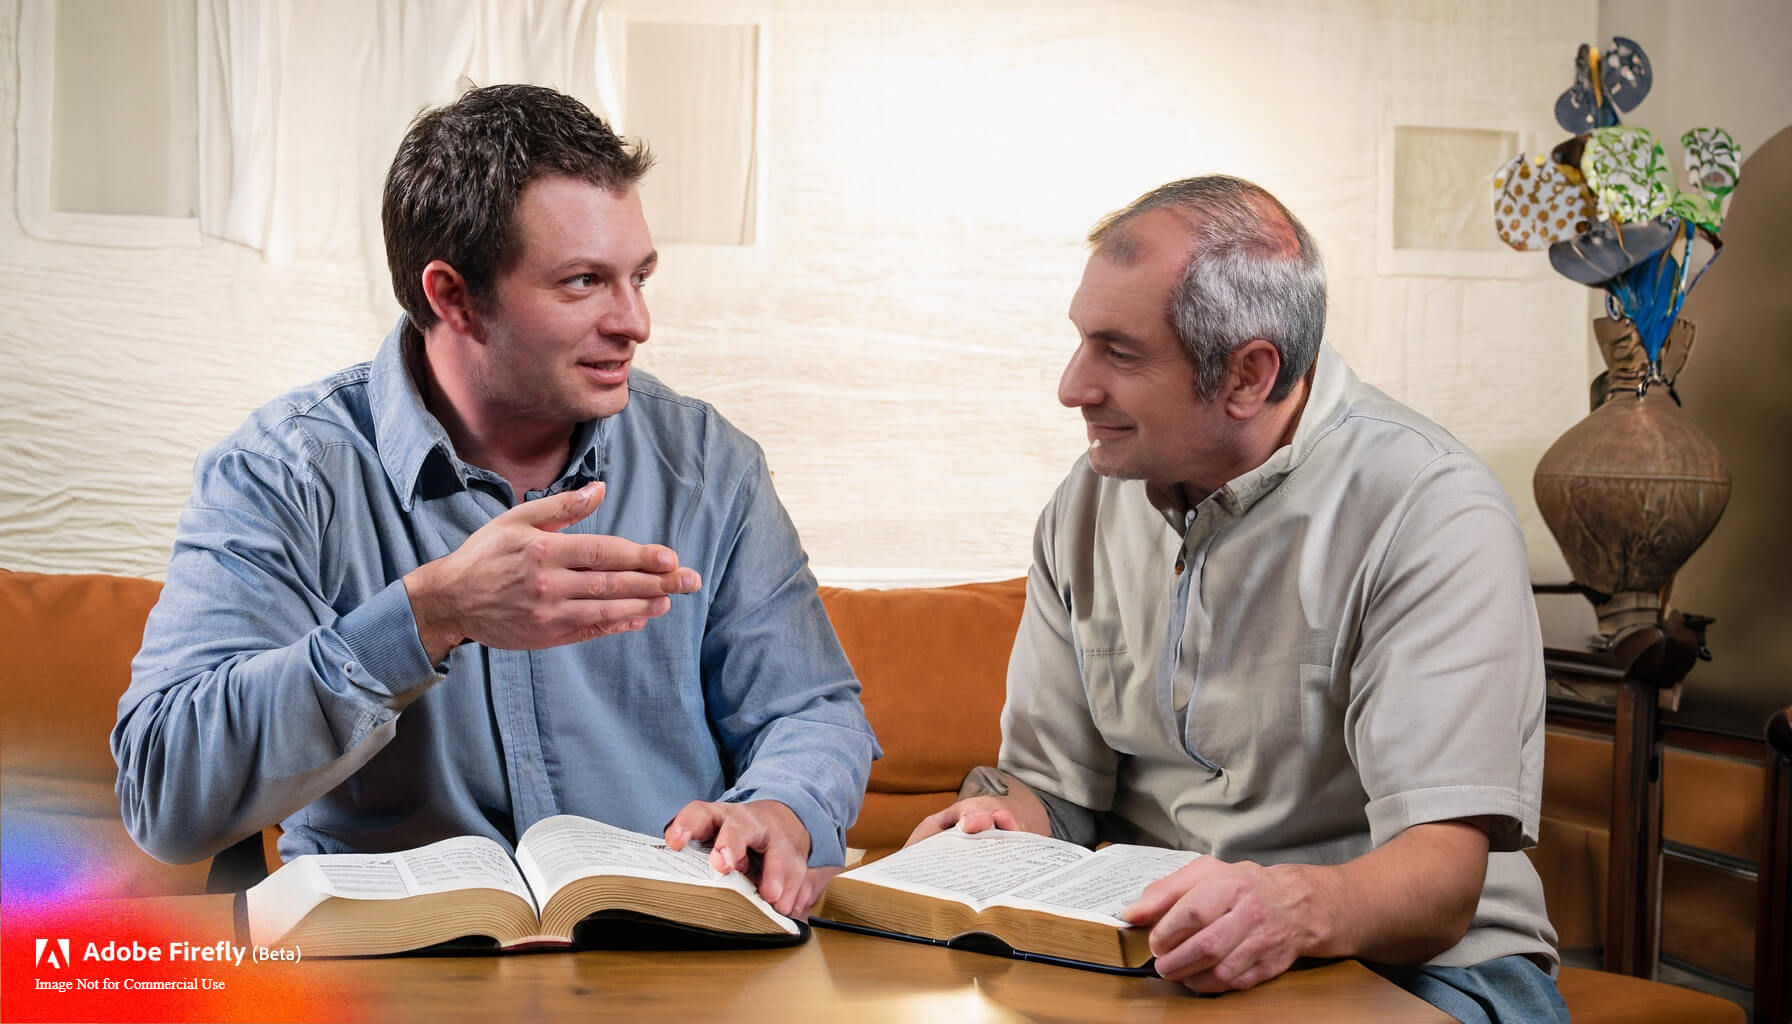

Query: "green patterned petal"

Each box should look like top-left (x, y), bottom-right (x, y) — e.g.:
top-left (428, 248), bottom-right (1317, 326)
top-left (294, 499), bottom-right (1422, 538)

top-left (1682, 127), bottom-right (1741, 207)
top-left (1584, 126), bottom-right (1672, 223)
top-left (1668, 192), bottom-right (1721, 233)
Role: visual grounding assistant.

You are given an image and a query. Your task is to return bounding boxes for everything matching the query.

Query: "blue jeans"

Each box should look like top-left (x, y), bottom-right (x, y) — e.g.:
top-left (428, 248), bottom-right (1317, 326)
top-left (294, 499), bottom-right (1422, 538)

top-left (1366, 955), bottom-right (1570, 1023)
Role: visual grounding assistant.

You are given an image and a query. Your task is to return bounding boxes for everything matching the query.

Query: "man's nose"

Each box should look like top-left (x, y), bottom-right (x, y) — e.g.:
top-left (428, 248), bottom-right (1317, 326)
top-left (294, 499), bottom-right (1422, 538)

top-left (1058, 345), bottom-right (1100, 409)
top-left (601, 283), bottom-right (651, 343)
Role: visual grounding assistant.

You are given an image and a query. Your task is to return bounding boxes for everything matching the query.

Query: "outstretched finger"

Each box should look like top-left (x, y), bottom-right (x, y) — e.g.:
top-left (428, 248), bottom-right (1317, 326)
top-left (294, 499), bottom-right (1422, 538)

top-left (756, 834), bottom-right (808, 916)
top-left (510, 481), bottom-right (605, 533)
top-left (552, 600), bottom-right (668, 646)
top-left (792, 866), bottom-right (844, 919)
top-left (553, 532), bottom-right (694, 582)
top-left (1120, 857), bottom-right (1211, 925)
top-left (957, 808), bottom-right (1018, 834)
top-left (905, 806), bottom-right (966, 847)
top-left (664, 801), bottom-right (726, 851)
top-left (709, 812), bottom-right (768, 876)
top-left (558, 566), bottom-right (699, 603)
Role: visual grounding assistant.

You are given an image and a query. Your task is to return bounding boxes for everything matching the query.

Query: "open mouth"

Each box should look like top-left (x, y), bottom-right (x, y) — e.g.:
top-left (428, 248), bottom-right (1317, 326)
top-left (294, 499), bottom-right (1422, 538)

top-left (578, 359), bottom-right (630, 386)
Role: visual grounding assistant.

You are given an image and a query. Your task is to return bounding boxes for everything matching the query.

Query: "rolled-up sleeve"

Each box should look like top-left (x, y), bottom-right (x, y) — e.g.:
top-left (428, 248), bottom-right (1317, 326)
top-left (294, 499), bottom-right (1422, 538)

top-left (1345, 453), bottom-right (1546, 853)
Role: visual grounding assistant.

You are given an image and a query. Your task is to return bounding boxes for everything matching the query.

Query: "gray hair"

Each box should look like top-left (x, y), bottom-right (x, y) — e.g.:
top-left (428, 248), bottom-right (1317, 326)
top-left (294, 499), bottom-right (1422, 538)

top-left (1088, 175), bottom-right (1326, 401)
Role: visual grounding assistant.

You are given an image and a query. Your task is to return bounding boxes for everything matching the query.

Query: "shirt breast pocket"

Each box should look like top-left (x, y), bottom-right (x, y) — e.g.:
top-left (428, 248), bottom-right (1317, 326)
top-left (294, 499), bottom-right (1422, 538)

top-left (1187, 636), bottom-right (1339, 775)
top-left (1080, 643), bottom-right (1174, 758)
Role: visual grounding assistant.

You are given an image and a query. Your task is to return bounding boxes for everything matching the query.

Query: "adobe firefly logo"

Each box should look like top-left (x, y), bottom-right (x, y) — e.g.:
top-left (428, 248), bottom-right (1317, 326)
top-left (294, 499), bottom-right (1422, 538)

top-left (34, 938), bottom-right (72, 969)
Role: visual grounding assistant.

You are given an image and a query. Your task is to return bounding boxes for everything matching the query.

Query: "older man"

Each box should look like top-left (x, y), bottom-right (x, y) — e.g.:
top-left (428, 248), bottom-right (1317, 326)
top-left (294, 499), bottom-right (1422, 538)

top-left (115, 85), bottom-right (876, 917)
top-left (913, 176), bottom-right (1565, 1022)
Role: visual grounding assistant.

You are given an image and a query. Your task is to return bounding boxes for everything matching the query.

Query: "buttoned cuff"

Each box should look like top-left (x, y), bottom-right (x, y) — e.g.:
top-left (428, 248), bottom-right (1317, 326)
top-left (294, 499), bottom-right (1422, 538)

top-left (327, 578), bottom-right (446, 708)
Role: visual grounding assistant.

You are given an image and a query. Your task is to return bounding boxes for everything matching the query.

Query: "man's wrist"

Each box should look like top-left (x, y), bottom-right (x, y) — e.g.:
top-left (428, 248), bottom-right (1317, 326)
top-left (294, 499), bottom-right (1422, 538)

top-left (1276, 862), bottom-right (1342, 959)
top-left (402, 562), bottom-right (464, 663)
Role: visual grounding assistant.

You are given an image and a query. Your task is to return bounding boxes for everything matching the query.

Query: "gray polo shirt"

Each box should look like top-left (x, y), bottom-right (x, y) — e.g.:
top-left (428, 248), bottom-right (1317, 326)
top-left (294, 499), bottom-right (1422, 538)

top-left (999, 345), bottom-right (1558, 969)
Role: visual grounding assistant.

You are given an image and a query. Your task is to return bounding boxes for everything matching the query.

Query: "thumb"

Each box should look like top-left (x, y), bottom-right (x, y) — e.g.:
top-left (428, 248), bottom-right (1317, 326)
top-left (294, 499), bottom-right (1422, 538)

top-left (512, 481), bottom-right (605, 532)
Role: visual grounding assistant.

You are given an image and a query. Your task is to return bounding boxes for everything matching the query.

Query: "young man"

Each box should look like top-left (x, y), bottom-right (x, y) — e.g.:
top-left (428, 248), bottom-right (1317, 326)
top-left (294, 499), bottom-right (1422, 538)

top-left (912, 176), bottom-right (1566, 1022)
top-left (115, 85), bottom-right (876, 917)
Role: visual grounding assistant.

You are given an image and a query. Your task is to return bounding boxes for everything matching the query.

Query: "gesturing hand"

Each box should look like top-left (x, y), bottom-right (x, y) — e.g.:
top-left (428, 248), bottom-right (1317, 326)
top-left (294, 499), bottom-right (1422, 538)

top-left (1120, 857), bottom-right (1322, 993)
top-left (664, 799), bottom-right (813, 917)
top-left (404, 481), bottom-right (701, 662)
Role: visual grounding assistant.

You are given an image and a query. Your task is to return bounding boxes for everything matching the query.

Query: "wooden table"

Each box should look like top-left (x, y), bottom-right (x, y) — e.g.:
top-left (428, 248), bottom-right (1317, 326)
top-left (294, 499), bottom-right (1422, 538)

top-left (78, 895), bottom-right (1451, 1022)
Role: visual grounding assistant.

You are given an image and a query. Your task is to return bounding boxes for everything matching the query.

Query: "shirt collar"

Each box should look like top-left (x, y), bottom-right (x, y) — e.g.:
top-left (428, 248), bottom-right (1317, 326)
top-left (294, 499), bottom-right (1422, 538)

top-left (1147, 343), bottom-right (1357, 528)
top-left (370, 318), bottom-right (609, 509)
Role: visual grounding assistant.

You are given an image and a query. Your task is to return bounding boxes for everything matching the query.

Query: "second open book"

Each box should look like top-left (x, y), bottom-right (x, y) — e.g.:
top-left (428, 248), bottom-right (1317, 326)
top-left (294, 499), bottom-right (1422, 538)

top-left (244, 814), bottom-right (804, 957)
top-left (811, 827), bottom-right (1200, 973)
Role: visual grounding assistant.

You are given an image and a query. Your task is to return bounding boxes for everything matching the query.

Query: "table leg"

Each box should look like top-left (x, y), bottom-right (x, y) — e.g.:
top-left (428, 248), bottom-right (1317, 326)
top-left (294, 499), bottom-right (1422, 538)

top-left (1604, 676), bottom-right (1663, 977)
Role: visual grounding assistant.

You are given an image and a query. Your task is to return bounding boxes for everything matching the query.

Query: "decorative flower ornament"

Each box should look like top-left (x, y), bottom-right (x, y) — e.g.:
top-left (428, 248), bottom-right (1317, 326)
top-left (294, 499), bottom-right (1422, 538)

top-left (1676, 127), bottom-right (1740, 231)
top-left (1493, 154), bottom-right (1596, 250)
top-left (1492, 37), bottom-right (1739, 379)
top-left (1554, 37), bottom-right (1652, 133)
top-left (1583, 126), bottom-right (1672, 223)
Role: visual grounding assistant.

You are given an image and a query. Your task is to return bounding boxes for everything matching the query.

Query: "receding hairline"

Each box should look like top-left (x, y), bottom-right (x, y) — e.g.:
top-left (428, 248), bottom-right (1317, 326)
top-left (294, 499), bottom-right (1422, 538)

top-left (1087, 188), bottom-right (1306, 265)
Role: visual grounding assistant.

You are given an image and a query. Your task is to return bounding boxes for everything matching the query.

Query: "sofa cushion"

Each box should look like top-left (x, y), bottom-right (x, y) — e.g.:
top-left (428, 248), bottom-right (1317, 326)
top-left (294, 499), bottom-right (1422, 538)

top-left (0, 569), bottom-right (210, 896)
top-left (0, 570), bottom-right (162, 783)
top-left (819, 578), bottom-right (1027, 850)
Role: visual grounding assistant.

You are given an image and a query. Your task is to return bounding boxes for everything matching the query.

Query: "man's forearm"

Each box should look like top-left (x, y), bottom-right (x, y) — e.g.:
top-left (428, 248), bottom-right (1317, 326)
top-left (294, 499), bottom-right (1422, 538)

top-left (1281, 819), bottom-right (1490, 963)
top-left (952, 766), bottom-right (1059, 837)
top-left (961, 767), bottom-right (1097, 847)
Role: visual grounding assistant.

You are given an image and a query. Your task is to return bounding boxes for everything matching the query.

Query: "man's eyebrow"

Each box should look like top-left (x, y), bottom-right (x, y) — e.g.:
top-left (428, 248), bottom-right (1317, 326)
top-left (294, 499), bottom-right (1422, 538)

top-left (1086, 328), bottom-right (1140, 348)
top-left (549, 250), bottom-right (659, 275)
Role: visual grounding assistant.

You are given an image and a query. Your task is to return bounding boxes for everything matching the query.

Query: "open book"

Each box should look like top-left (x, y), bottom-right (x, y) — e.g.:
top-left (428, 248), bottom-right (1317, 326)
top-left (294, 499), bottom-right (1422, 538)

top-left (811, 827), bottom-right (1199, 973)
top-left (243, 814), bottom-right (803, 957)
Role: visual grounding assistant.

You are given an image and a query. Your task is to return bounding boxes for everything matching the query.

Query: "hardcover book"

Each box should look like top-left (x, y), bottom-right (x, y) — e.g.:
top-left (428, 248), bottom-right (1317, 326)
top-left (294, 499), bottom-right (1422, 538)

top-left (243, 814), bottom-right (804, 956)
top-left (811, 827), bottom-right (1198, 973)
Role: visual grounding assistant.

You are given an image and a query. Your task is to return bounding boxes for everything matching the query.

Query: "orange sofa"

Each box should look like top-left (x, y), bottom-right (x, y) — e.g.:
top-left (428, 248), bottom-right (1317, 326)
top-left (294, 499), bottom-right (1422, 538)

top-left (0, 568), bottom-right (1744, 1021)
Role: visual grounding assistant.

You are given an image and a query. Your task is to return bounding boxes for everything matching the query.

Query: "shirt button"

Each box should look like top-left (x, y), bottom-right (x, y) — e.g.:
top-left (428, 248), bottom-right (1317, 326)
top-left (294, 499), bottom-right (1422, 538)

top-left (1174, 558), bottom-right (1186, 575)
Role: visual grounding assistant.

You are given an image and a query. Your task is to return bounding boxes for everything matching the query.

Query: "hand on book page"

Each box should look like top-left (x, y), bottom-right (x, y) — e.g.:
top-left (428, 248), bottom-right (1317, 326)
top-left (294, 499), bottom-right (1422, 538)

top-left (906, 791), bottom-right (1052, 847)
top-left (1119, 856), bottom-right (1317, 992)
top-left (810, 827), bottom-right (1201, 972)
top-left (245, 818), bottom-right (807, 957)
top-left (664, 799), bottom-right (812, 917)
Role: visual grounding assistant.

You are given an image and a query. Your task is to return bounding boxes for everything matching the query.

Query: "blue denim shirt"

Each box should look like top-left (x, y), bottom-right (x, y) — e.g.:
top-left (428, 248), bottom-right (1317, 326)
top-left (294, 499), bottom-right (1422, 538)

top-left (114, 321), bottom-right (878, 868)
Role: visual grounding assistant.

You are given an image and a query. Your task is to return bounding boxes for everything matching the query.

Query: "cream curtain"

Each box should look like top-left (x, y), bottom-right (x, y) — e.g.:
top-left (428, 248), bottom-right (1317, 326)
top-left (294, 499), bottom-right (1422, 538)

top-left (192, 0), bottom-right (610, 281)
top-left (626, 21), bottom-right (758, 246)
top-left (49, 0), bottom-right (198, 218)
top-left (195, 0), bottom-right (283, 248)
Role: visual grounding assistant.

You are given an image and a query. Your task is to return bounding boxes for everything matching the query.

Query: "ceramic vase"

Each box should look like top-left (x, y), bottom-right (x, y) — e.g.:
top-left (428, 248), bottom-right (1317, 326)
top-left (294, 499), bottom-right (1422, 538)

top-left (1533, 318), bottom-right (1731, 637)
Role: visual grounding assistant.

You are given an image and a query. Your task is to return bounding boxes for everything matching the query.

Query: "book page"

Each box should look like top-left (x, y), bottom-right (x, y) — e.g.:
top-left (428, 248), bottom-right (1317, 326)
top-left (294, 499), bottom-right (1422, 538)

top-left (395, 836), bottom-right (535, 908)
top-left (295, 835), bottom-right (531, 903)
top-left (246, 835), bottom-right (532, 946)
top-left (515, 814), bottom-right (791, 931)
top-left (998, 844), bottom-right (1199, 925)
top-left (841, 828), bottom-right (1091, 909)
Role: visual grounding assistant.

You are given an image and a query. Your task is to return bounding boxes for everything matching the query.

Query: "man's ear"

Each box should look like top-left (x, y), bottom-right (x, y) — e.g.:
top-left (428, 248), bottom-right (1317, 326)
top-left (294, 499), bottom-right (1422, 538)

top-left (1222, 339), bottom-right (1282, 420)
top-left (420, 260), bottom-right (479, 336)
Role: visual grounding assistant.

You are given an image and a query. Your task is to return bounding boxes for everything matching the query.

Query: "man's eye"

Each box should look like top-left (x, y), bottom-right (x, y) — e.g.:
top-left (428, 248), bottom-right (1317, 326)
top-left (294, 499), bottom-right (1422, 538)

top-left (567, 274), bottom-right (596, 288)
top-left (631, 273), bottom-right (650, 288)
top-left (1108, 349), bottom-right (1135, 364)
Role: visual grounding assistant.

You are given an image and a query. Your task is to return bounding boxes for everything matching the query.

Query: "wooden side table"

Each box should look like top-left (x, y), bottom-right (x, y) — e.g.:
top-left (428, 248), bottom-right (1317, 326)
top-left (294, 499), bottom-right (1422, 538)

top-left (1535, 586), bottom-right (1712, 979)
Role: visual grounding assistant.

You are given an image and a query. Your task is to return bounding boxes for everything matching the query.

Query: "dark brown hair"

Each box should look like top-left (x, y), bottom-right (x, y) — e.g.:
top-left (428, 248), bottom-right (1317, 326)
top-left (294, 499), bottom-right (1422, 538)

top-left (381, 84), bottom-right (654, 330)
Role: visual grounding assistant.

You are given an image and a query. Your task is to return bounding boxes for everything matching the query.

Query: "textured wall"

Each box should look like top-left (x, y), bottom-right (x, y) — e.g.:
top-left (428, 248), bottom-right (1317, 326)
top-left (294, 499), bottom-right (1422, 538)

top-left (7, 0), bottom-right (1765, 588)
